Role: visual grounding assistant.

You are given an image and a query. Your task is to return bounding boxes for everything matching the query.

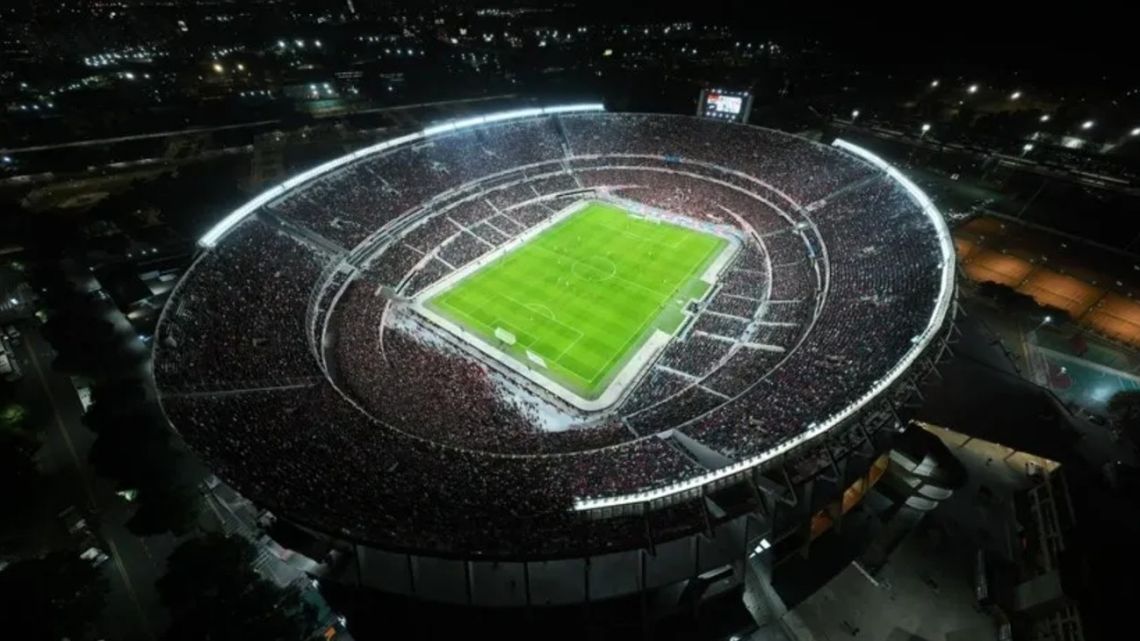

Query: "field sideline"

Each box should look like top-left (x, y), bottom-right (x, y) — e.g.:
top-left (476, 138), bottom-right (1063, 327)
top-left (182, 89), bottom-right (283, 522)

top-left (426, 201), bottom-right (729, 399)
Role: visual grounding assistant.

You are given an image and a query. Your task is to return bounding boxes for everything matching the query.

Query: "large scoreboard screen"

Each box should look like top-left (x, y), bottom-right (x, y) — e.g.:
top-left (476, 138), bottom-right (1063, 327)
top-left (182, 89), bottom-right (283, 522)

top-left (697, 88), bottom-right (753, 123)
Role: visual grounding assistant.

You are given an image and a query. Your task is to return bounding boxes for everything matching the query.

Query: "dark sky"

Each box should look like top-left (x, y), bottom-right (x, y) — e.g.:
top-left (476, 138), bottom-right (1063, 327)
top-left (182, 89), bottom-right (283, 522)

top-left (563, 0), bottom-right (1129, 72)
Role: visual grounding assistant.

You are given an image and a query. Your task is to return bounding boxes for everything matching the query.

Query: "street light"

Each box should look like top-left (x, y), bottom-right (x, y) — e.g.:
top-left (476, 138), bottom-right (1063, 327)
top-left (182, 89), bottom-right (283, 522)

top-left (921, 123), bottom-right (931, 133)
top-left (212, 62), bottom-right (223, 73)
top-left (236, 63), bottom-right (245, 71)
top-left (1081, 120), bottom-right (1094, 130)
top-left (1040, 114), bottom-right (1051, 123)
top-left (1010, 91), bottom-right (1022, 100)
top-left (967, 84), bottom-right (979, 94)
top-left (851, 109), bottom-right (860, 120)
top-left (1023, 143), bottom-right (1034, 152)
top-left (930, 79), bottom-right (940, 88)
top-left (1131, 127), bottom-right (1140, 136)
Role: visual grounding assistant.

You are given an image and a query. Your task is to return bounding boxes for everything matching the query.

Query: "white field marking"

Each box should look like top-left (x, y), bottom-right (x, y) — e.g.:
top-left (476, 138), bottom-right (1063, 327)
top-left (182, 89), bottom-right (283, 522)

top-left (494, 291), bottom-right (585, 364)
top-left (583, 235), bottom-right (725, 385)
top-left (588, 240), bottom-right (720, 383)
top-left (594, 221), bottom-right (688, 250)
top-left (528, 243), bottom-right (669, 302)
top-left (527, 223), bottom-right (713, 384)
top-left (570, 256), bottom-right (617, 282)
top-left (412, 199), bottom-right (734, 408)
top-left (524, 302), bottom-right (556, 319)
top-left (553, 332), bottom-right (583, 365)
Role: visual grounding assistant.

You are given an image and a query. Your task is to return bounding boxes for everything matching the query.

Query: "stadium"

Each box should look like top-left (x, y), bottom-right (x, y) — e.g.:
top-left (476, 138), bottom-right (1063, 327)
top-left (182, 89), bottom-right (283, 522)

top-left (153, 104), bottom-right (958, 609)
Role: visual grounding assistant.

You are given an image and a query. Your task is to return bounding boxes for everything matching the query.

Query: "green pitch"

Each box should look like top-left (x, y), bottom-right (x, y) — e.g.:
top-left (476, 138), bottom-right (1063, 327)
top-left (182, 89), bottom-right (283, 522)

top-left (425, 201), bottom-right (729, 399)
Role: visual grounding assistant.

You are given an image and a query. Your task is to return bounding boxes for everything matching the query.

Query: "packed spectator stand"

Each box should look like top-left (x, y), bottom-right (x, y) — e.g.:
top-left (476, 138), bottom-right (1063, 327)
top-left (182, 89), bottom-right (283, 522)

top-left (155, 109), bottom-right (953, 557)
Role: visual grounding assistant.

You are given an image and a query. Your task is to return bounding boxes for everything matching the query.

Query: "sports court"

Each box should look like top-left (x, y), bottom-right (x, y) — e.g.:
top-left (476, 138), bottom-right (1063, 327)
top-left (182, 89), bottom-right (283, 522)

top-left (425, 201), bottom-right (730, 399)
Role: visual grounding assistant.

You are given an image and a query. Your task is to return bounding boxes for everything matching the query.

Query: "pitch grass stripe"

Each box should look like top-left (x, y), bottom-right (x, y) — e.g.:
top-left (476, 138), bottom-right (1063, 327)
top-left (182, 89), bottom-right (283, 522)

top-left (427, 202), bottom-right (729, 398)
top-left (440, 207), bottom-right (715, 387)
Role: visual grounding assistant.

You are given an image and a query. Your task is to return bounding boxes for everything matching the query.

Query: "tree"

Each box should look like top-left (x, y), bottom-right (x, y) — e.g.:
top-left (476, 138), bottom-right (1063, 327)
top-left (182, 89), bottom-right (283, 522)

top-left (84, 379), bottom-right (204, 536)
top-left (0, 431), bottom-right (41, 519)
top-left (157, 535), bottom-right (316, 641)
top-left (0, 551), bottom-right (109, 641)
top-left (1108, 390), bottom-right (1140, 447)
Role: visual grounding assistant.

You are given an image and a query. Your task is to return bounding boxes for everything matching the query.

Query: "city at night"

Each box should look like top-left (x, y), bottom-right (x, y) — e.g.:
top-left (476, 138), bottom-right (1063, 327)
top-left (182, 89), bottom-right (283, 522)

top-left (0, 2), bottom-right (1136, 640)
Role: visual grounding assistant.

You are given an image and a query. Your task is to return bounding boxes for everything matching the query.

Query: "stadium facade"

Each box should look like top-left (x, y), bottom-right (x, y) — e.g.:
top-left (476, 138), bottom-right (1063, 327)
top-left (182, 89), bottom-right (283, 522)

top-left (154, 104), bottom-right (958, 622)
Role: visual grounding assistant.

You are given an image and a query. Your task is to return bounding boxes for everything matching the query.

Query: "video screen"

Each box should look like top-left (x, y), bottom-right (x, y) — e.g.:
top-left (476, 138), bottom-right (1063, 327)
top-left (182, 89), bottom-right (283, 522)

top-left (699, 89), bottom-right (752, 122)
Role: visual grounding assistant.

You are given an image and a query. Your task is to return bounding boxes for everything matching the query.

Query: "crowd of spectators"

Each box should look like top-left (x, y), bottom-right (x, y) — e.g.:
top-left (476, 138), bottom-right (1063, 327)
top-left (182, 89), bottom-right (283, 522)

top-left (158, 112), bottom-right (949, 555)
top-left (155, 220), bottom-right (323, 392)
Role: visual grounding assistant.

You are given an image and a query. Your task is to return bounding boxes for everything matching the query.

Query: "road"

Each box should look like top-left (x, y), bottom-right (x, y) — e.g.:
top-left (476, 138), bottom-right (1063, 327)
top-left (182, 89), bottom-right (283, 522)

top-left (16, 324), bottom-right (172, 641)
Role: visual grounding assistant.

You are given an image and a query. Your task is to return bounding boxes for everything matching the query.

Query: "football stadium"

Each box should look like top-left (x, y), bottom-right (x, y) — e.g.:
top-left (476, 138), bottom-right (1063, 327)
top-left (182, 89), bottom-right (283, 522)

top-left (154, 105), bottom-right (957, 607)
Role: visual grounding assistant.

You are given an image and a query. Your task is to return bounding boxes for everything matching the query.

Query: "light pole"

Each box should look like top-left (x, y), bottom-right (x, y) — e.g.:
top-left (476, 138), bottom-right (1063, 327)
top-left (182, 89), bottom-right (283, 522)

top-left (851, 109), bottom-right (860, 122)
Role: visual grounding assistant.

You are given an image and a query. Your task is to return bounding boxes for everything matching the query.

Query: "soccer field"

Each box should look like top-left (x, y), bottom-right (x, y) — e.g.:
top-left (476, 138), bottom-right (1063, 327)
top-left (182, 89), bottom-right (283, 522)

top-left (425, 201), bottom-right (730, 400)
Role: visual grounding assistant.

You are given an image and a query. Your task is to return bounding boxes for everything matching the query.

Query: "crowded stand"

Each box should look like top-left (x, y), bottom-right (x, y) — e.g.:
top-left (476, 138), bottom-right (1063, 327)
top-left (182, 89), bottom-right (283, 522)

top-left (403, 258), bottom-right (451, 296)
top-left (156, 110), bottom-right (952, 557)
top-left (438, 231), bottom-right (494, 267)
top-left (155, 219), bottom-right (323, 392)
top-left (658, 334), bottom-right (733, 377)
top-left (693, 314), bottom-right (747, 338)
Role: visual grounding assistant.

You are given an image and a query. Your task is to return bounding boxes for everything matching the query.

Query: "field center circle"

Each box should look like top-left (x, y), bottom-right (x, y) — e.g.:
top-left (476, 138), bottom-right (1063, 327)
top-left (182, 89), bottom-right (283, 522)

top-left (571, 256), bottom-right (617, 282)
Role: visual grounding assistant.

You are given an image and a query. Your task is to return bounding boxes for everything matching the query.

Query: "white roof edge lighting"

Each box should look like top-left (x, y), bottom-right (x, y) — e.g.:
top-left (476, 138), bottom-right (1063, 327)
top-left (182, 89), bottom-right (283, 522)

top-left (197, 102), bottom-right (606, 248)
top-left (571, 139), bottom-right (956, 512)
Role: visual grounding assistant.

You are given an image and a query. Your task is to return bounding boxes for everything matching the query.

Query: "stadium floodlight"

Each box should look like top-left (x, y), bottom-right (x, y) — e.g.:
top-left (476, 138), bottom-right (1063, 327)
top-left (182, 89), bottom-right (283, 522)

top-left (1010, 91), bottom-right (1022, 100)
top-left (1040, 114), bottom-right (1051, 122)
top-left (1081, 120), bottom-right (1094, 130)
top-left (967, 84), bottom-right (979, 94)
top-left (199, 105), bottom-right (603, 248)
